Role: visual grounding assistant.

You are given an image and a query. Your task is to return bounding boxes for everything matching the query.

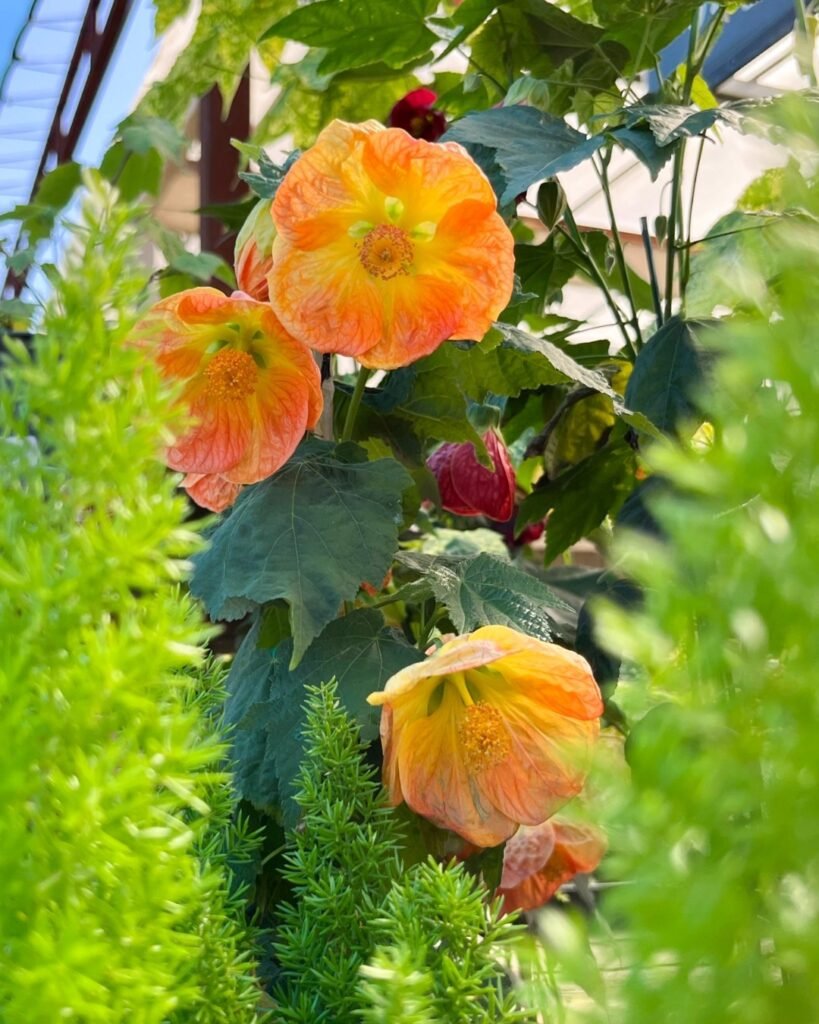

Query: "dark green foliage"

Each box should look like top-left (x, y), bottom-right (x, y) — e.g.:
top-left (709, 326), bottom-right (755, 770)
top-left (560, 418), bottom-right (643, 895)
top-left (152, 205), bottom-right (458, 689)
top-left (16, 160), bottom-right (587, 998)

top-left (624, 317), bottom-right (714, 434)
top-left (190, 439), bottom-right (412, 665)
top-left (272, 683), bottom-right (405, 1021)
top-left (397, 550), bottom-right (573, 641)
top-left (225, 610), bottom-right (423, 822)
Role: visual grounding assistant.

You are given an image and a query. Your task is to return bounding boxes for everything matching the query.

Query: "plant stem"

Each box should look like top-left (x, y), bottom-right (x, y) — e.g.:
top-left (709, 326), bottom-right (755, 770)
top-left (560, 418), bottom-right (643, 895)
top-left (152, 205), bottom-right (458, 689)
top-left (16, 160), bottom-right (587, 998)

top-left (596, 151), bottom-right (644, 350)
top-left (640, 216), bottom-right (664, 325)
top-left (340, 364), bottom-right (370, 443)
top-left (664, 10), bottom-right (702, 320)
top-left (681, 136), bottom-right (706, 297)
top-left (794, 0), bottom-right (818, 87)
top-left (558, 210), bottom-right (637, 361)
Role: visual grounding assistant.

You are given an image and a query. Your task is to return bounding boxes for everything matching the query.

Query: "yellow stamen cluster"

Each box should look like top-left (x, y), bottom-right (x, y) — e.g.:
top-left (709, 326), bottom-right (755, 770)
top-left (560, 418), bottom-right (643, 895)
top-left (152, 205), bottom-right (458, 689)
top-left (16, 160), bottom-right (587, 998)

top-left (458, 701), bottom-right (511, 774)
top-left (204, 348), bottom-right (258, 401)
top-left (358, 224), bottom-right (414, 280)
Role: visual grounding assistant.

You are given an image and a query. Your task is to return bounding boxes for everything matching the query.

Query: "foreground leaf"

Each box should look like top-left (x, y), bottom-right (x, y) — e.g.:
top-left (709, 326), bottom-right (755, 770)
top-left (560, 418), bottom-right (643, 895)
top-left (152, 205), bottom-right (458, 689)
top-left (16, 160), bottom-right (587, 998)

top-left (191, 439), bottom-right (412, 665)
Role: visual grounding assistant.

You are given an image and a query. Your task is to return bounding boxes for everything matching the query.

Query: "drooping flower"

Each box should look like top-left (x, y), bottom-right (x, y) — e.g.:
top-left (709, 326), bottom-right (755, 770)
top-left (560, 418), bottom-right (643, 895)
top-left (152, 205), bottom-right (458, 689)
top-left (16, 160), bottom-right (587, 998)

top-left (367, 625), bottom-right (602, 847)
top-left (388, 87), bottom-right (447, 142)
top-left (427, 430), bottom-right (515, 521)
top-left (234, 197), bottom-right (276, 302)
top-left (268, 119), bottom-right (515, 370)
top-left (498, 817), bottom-right (606, 914)
top-left (130, 287), bottom-right (322, 511)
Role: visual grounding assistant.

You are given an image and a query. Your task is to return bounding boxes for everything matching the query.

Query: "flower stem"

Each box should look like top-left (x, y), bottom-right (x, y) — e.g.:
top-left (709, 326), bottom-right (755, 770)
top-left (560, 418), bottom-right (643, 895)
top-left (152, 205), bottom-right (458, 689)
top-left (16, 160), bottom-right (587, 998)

top-left (340, 364), bottom-right (370, 443)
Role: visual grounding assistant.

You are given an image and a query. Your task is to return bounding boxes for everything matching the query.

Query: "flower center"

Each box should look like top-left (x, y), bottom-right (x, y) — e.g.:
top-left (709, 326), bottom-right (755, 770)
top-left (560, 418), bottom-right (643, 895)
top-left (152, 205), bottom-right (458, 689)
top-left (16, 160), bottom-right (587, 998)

top-left (204, 348), bottom-right (257, 401)
top-left (458, 701), bottom-right (511, 774)
top-left (358, 224), bottom-right (414, 280)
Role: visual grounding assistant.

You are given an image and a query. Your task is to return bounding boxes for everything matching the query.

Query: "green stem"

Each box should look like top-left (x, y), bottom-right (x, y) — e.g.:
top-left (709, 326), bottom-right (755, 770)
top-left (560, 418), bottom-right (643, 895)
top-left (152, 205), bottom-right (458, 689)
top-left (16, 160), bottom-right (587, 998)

top-left (340, 364), bottom-right (370, 442)
top-left (558, 211), bottom-right (637, 361)
top-left (794, 0), bottom-right (818, 86)
top-left (680, 136), bottom-right (706, 298)
top-left (596, 151), bottom-right (644, 350)
top-left (664, 11), bottom-right (702, 321)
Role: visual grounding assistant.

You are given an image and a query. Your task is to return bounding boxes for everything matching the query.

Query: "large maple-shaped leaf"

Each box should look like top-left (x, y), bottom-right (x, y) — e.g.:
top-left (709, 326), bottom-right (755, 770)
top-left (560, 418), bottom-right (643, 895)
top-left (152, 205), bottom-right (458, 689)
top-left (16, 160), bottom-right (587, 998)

top-left (191, 439), bottom-right (411, 665)
top-left (227, 609), bottom-right (423, 822)
top-left (398, 550), bottom-right (572, 643)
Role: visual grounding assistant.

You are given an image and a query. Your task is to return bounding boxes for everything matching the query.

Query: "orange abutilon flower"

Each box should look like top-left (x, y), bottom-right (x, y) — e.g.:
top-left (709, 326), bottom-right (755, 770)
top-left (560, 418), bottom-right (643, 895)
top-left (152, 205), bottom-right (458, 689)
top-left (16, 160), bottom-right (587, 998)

top-left (234, 197), bottom-right (276, 302)
top-left (367, 625), bottom-right (603, 847)
top-left (498, 817), bottom-right (606, 914)
top-left (131, 287), bottom-right (322, 511)
top-left (269, 119), bottom-right (515, 370)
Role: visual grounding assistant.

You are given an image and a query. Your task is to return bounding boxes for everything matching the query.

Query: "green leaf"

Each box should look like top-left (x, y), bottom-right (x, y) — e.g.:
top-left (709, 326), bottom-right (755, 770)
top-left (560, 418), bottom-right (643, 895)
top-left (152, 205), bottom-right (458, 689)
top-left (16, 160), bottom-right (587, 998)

top-left (224, 618), bottom-right (280, 811)
top-left (504, 237), bottom-right (577, 320)
top-left (494, 323), bottom-right (659, 436)
top-left (390, 349), bottom-right (488, 457)
top-left (609, 125), bottom-right (673, 181)
top-left (34, 161), bottom-right (83, 209)
top-left (119, 114), bottom-right (187, 161)
top-left (624, 317), bottom-right (714, 434)
top-left (264, 0), bottom-right (437, 74)
top-left (624, 103), bottom-right (738, 146)
top-left (0, 298), bottom-right (36, 322)
top-left (237, 147), bottom-right (298, 199)
top-left (191, 439), bottom-right (412, 666)
top-left (445, 105), bottom-right (605, 204)
top-left (100, 143), bottom-right (163, 200)
top-left (686, 210), bottom-right (780, 316)
top-left (517, 441), bottom-right (637, 561)
top-left (398, 550), bottom-right (573, 642)
top-left (229, 609), bottom-right (423, 822)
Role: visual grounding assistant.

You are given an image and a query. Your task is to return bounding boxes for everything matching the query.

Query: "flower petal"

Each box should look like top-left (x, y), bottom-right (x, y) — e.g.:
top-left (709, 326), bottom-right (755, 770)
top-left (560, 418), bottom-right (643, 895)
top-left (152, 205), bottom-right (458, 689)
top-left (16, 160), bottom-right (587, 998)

top-left (182, 472), bottom-right (243, 512)
top-left (272, 119), bottom-right (385, 247)
top-left (167, 383), bottom-right (254, 474)
top-left (397, 687), bottom-right (517, 846)
top-left (269, 236), bottom-right (384, 358)
top-left (500, 821), bottom-right (557, 891)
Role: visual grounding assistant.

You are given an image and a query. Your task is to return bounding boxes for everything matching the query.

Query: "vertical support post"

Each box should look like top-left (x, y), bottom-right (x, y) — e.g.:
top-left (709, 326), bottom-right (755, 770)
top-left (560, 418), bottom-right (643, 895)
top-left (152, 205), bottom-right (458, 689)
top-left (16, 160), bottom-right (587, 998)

top-left (198, 70), bottom-right (250, 277)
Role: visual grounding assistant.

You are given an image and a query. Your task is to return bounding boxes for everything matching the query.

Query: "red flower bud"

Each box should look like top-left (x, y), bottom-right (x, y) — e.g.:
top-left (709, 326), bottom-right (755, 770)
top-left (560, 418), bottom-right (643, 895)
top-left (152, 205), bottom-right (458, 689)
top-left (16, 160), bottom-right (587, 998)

top-left (427, 430), bottom-right (516, 522)
top-left (388, 88), bottom-right (447, 142)
top-left (234, 197), bottom-right (276, 302)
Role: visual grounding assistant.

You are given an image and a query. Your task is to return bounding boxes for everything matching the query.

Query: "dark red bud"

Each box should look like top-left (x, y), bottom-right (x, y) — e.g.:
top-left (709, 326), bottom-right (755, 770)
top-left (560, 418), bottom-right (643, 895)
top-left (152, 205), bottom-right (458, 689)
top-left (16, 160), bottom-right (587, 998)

top-left (427, 431), bottom-right (516, 522)
top-left (388, 88), bottom-right (447, 142)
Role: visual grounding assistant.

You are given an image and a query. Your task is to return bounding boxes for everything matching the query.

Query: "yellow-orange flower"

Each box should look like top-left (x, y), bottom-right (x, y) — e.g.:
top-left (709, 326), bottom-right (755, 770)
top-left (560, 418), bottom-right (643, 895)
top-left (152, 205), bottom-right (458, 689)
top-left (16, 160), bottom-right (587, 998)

top-left (269, 119), bottom-right (515, 370)
top-left (367, 625), bottom-right (602, 847)
top-left (130, 287), bottom-right (322, 511)
top-left (498, 817), bottom-right (606, 914)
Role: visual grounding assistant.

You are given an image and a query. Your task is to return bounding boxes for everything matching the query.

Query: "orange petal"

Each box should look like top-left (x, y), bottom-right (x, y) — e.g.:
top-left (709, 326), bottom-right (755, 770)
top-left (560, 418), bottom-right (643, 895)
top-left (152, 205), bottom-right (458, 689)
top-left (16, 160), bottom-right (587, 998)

top-left (361, 130), bottom-right (497, 225)
top-left (422, 202), bottom-right (515, 339)
top-left (396, 687), bottom-right (517, 846)
top-left (269, 236), bottom-right (384, 358)
top-left (499, 819), bottom-right (606, 913)
top-left (167, 385), bottom-right (253, 474)
top-left (368, 631), bottom-right (525, 706)
top-left (182, 472), bottom-right (243, 512)
top-left (500, 821), bottom-right (557, 890)
top-left (478, 702), bottom-right (599, 826)
top-left (272, 120), bottom-right (385, 247)
top-left (474, 626), bottom-right (603, 721)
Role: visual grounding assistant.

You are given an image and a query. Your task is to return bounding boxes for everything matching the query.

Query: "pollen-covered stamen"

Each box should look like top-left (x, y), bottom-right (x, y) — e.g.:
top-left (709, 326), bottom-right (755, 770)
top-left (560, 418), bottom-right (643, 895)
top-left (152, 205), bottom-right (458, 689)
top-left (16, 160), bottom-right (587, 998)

top-left (459, 701), bottom-right (511, 774)
top-left (359, 224), bottom-right (414, 280)
top-left (203, 347), bottom-right (257, 401)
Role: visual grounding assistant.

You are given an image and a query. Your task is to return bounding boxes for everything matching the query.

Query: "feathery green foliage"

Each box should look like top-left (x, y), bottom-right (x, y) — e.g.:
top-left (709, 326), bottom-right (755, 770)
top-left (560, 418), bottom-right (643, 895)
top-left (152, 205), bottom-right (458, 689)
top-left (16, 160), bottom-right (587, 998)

top-left (361, 858), bottom-right (533, 1024)
top-left (0, 175), bottom-right (263, 1023)
top-left (272, 682), bottom-right (405, 1022)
